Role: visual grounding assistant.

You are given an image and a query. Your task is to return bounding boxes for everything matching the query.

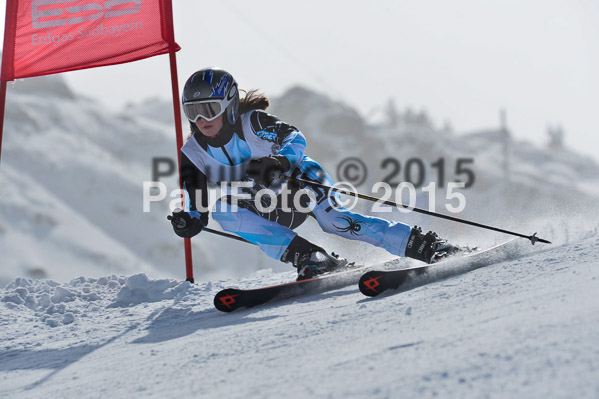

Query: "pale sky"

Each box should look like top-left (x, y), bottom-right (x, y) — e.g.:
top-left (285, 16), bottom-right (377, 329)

top-left (2, 0), bottom-right (598, 160)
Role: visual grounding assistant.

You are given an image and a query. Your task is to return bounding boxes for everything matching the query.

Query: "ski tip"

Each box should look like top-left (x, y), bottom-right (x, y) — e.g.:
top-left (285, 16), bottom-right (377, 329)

top-left (358, 271), bottom-right (385, 297)
top-left (214, 289), bottom-right (243, 313)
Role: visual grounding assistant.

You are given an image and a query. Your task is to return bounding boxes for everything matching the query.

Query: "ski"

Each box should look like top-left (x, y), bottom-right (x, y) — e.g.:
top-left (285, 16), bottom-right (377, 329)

top-left (214, 264), bottom-right (372, 312)
top-left (358, 239), bottom-right (520, 297)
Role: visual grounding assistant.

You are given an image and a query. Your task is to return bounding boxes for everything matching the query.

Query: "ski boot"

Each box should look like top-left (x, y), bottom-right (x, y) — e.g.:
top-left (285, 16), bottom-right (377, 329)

top-left (404, 226), bottom-right (461, 264)
top-left (281, 236), bottom-right (349, 281)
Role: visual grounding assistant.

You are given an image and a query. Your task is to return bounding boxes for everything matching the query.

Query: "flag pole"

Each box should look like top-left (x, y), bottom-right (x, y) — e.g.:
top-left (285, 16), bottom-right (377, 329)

top-left (164, 2), bottom-right (195, 283)
top-left (0, 80), bottom-right (7, 167)
top-left (168, 51), bottom-right (195, 283)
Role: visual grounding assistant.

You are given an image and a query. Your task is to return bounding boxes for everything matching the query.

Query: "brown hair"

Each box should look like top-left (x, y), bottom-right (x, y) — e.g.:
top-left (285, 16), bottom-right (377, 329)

top-left (239, 89), bottom-right (270, 113)
top-left (186, 89), bottom-right (270, 141)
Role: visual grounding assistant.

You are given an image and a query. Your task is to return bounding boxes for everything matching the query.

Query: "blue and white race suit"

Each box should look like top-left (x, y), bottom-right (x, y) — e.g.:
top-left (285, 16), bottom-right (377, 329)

top-left (180, 110), bottom-right (412, 260)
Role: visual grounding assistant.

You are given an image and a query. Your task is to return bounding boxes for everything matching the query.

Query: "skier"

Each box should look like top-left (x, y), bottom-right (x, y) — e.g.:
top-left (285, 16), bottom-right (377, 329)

top-left (168, 68), bottom-right (458, 280)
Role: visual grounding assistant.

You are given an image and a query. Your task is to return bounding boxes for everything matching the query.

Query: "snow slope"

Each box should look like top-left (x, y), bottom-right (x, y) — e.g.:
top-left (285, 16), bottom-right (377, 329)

top-left (1, 227), bottom-right (598, 398)
top-left (0, 158), bottom-right (160, 282)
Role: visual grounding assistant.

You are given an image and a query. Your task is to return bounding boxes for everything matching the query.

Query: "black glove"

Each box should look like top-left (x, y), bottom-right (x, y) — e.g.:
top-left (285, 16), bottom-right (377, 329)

top-left (247, 156), bottom-right (291, 186)
top-left (167, 209), bottom-right (208, 238)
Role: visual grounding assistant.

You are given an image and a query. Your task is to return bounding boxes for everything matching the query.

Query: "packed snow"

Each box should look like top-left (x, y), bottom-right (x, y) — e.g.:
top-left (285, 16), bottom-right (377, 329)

top-left (1, 225), bottom-right (598, 398)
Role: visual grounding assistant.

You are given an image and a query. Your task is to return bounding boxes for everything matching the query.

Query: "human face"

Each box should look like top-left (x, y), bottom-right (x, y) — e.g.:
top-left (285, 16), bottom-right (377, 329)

top-left (195, 114), bottom-right (224, 137)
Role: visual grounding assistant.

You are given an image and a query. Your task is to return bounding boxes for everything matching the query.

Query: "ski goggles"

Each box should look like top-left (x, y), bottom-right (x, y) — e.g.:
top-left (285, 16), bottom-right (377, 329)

top-left (183, 99), bottom-right (226, 123)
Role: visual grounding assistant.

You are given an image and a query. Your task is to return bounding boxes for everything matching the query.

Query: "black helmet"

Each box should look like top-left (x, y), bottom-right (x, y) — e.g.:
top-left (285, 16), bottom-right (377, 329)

top-left (182, 68), bottom-right (239, 129)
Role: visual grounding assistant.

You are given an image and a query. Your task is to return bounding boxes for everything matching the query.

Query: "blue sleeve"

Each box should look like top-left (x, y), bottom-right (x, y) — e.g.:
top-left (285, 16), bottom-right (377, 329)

top-left (277, 128), bottom-right (306, 166)
top-left (249, 110), bottom-right (307, 166)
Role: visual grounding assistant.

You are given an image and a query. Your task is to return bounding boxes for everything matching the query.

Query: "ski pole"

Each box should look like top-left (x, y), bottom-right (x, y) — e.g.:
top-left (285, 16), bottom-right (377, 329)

top-left (283, 175), bottom-right (551, 245)
top-left (204, 227), bottom-right (255, 245)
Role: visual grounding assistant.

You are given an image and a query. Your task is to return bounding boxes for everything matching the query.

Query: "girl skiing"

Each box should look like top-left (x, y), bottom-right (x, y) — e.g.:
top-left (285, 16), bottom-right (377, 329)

top-left (168, 68), bottom-right (456, 280)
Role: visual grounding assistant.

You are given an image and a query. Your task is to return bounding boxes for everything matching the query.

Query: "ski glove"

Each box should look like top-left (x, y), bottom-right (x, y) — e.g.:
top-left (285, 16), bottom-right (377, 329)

top-left (167, 209), bottom-right (208, 238)
top-left (247, 156), bottom-right (291, 186)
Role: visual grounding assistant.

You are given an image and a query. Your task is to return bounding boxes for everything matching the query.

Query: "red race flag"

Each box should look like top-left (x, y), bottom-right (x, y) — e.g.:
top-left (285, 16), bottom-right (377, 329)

top-left (1, 0), bottom-right (180, 80)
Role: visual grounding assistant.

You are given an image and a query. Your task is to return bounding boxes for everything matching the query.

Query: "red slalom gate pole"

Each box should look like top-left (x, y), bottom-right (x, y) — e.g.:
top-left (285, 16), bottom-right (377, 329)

top-left (168, 50), bottom-right (195, 283)
top-left (164, 2), bottom-right (194, 283)
top-left (0, 80), bottom-right (7, 168)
